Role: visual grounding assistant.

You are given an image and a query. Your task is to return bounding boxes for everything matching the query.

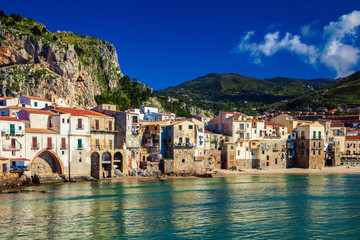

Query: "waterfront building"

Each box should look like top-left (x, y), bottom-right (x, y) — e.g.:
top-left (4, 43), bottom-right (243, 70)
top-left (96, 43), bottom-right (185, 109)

top-left (292, 122), bottom-right (325, 169)
top-left (0, 117), bottom-right (27, 169)
top-left (142, 119), bottom-right (171, 161)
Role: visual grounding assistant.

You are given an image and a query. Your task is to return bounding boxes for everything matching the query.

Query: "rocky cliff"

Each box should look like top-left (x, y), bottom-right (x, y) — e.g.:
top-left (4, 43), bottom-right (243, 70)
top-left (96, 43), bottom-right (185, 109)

top-left (0, 13), bottom-right (122, 107)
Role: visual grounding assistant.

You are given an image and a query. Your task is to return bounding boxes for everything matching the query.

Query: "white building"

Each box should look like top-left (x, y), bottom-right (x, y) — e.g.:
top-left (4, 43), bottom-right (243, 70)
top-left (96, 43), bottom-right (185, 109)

top-left (19, 95), bottom-right (51, 109)
top-left (0, 117), bottom-right (27, 169)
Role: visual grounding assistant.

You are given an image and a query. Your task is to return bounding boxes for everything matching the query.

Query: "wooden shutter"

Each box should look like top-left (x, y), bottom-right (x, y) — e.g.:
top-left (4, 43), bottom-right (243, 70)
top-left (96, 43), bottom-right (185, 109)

top-left (78, 118), bottom-right (82, 129)
top-left (47, 137), bottom-right (52, 148)
top-left (61, 138), bottom-right (66, 149)
top-left (32, 137), bottom-right (37, 148)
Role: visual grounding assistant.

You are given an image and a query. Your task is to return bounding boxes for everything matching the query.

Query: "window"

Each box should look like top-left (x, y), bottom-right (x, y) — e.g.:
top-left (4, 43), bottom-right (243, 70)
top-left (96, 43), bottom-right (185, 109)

top-left (78, 139), bottom-right (83, 149)
top-left (34, 102), bottom-right (38, 107)
top-left (318, 131), bottom-right (321, 139)
top-left (189, 125), bottom-right (193, 130)
top-left (179, 125), bottom-right (182, 131)
top-left (47, 137), bottom-right (53, 148)
top-left (231, 146), bottom-right (234, 150)
top-left (186, 138), bottom-right (190, 143)
top-left (275, 158), bottom-right (278, 164)
top-left (67, 119), bottom-right (70, 124)
top-left (45, 103), bottom-right (48, 107)
top-left (246, 124), bottom-right (249, 128)
top-left (10, 124), bottom-right (15, 135)
top-left (22, 104), bottom-right (25, 107)
top-left (18, 126), bottom-right (22, 130)
top-left (239, 124), bottom-right (244, 130)
top-left (213, 135), bottom-right (216, 141)
top-left (313, 150), bottom-right (316, 155)
top-left (62, 119), bottom-right (65, 123)
top-left (108, 106), bottom-right (111, 110)
top-left (32, 137), bottom-right (37, 148)
top-left (77, 118), bottom-right (82, 129)
top-left (95, 120), bottom-right (99, 130)
top-left (238, 150), bottom-right (240, 156)
top-left (132, 116), bottom-right (138, 123)
top-left (313, 131), bottom-right (316, 139)
top-left (319, 142), bottom-right (321, 148)
top-left (239, 133), bottom-right (244, 139)
top-left (61, 138), bottom-right (66, 149)
top-left (319, 150), bottom-right (321, 155)
top-left (179, 137), bottom-right (183, 143)
top-left (240, 142), bottom-right (243, 147)
top-left (301, 131), bottom-right (305, 138)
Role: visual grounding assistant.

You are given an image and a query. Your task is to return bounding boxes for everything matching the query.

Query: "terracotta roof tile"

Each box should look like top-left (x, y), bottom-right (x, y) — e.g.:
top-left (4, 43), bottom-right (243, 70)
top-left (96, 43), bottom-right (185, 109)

top-left (25, 128), bottom-right (59, 134)
top-left (346, 136), bottom-right (360, 140)
top-left (22, 95), bottom-right (51, 102)
top-left (0, 117), bottom-right (23, 122)
top-left (49, 106), bottom-right (111, 117)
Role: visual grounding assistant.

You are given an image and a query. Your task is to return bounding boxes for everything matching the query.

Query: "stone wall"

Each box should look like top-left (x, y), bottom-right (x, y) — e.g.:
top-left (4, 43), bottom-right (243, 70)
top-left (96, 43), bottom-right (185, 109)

top-left (0, 173), bottom-right (21, 191)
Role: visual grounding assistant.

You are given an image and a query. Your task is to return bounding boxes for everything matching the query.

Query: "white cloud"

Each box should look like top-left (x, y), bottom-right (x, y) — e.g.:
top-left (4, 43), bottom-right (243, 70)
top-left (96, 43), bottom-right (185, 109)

top-left (321, 11), bottom-right (360, 77)
top-left (237, 10), bottom-right (360, 77)
top-left (237, 31), bottom-right (319, 65)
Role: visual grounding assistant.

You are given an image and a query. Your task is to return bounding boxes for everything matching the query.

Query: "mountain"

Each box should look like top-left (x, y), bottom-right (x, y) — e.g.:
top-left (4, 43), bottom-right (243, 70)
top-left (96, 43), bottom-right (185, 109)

top-left (0, 11), bottom-right (209, 117)
top-left (157, 73), bottom-right (336, 114)
top-left (280, 70), bottom-right (360, 110)
top-left (0, 11), bottom-right (122, 107)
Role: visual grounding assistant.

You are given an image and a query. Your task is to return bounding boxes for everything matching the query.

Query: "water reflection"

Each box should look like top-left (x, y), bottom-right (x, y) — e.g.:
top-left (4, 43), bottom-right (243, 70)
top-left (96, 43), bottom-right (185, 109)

top-left (0, 175), bottom-right (359, 239)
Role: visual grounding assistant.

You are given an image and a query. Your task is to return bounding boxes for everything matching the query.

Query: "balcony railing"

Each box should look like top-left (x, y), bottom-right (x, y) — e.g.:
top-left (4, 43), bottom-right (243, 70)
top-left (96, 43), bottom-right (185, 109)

top-left (60, 144), bottom-right (68, 150)
top-left (3, 143), bottom-right (22, 151)
top-left (46, 143), bottom-right (54, 149)
top-left (174, 142), bottom-right (196, 147)
top-left (31, 143), bottom-right (40, 150)
top-left (76, 125), bottom-right (84, 130)
top-left (91, 144), bottom-right (113, 150)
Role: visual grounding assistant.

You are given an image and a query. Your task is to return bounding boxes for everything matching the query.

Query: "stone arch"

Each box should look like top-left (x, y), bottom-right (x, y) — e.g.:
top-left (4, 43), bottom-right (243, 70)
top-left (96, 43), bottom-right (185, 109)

top-left (102, 152), bottom-right (112, 171)
top-left (114, 152), bottom-right (123, 172)
top-left (30, 149), bottom-right (63, 176)
top-left (91, 152), bottom-right (100, 179)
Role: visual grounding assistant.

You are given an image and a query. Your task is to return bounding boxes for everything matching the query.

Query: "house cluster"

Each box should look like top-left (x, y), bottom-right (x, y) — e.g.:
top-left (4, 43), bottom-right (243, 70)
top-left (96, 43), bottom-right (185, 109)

top-left (0, 95), bottom-right (359, 180)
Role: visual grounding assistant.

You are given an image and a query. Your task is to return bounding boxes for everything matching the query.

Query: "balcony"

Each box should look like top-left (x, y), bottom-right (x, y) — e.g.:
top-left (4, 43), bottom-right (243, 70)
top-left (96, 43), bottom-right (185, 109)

top-left (60, 144), bottom-right (68, 150)
top-left (46, 143), bottom-right (54, 149)
top-left (1, 130), bottom-right (24, 136)
top-left (3, 143), bottom-right (22, 151)
top-left (31, 143), bottom-right (40, 150)
top-left (76, 125), bottom-right (84, 130)
top-left (174, 142), bottom-right (196, 148)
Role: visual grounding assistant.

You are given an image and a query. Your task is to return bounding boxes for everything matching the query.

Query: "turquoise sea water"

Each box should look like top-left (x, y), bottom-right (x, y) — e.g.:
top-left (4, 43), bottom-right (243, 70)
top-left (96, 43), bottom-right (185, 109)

top-left (0, 174), bottom-right (360, 240)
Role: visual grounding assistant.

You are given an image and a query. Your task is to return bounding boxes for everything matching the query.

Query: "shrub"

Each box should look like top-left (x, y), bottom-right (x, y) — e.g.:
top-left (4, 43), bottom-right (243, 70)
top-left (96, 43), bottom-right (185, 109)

top-left (30, 26), bottom-right (42, 36)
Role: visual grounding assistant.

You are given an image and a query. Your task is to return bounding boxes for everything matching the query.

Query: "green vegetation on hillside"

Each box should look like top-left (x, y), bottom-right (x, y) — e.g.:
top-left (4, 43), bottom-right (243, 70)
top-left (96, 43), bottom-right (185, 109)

top-left (157, 73), bottom-right (335, 114)
top-left (276, 70), bottom-right (360, 111)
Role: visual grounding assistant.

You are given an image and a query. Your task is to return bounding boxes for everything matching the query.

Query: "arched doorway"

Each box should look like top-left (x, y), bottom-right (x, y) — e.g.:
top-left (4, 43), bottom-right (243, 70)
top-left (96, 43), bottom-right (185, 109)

top-left (102, 152), bottom-right (112, 177)
top-left (114, 152), bottom-right (123, 172)
top-left (91, 152), bottom-right (100, 179)
top-left (31, 150), bottom-right (63, 176)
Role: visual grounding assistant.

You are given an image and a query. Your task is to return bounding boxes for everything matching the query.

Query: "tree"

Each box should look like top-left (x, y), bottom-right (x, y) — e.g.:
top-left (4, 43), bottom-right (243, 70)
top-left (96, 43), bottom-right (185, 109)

top-left (31, 26), bottom-right (42, 36)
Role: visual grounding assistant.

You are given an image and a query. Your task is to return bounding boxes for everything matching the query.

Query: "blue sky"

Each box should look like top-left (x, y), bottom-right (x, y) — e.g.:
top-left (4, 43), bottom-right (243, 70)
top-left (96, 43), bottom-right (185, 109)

top-left (2, 0), bottom-right (360, 89)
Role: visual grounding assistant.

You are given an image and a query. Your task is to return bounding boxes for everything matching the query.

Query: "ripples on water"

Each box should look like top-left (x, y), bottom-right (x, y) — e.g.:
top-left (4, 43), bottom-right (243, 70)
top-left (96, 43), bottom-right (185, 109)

top-left (0, 174), bottom-right (359, 240)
